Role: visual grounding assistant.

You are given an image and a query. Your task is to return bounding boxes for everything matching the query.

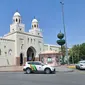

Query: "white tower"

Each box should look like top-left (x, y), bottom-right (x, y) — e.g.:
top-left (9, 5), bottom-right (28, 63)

top-left (10, 11), bottom-right (25, 32)
top-left (31, 17), bottom-right (39, 29)
top-left (29, 17), bottom-right (42, 37)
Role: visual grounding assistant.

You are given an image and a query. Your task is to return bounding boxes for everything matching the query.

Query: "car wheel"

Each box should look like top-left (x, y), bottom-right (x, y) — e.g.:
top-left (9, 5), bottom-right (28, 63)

top-left (26, 68), bottom-right (31, 74)
top-left (45, 68), bottom-right (51, 74)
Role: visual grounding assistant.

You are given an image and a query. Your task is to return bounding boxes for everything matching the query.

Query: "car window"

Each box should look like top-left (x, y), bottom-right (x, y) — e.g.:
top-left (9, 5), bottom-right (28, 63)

top-left (28, 62), bottom-right (33, 64)
top-left (79, 61), bottom-right (85, 63)
top-left (81, 62), bottom-right (85, 63)
top-left (32, 62), bottom-right (42, 65)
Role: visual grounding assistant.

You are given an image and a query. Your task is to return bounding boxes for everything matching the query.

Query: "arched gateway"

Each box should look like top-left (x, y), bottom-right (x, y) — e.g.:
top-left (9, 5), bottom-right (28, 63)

top-left (27, 46), bottom-right (36, 61)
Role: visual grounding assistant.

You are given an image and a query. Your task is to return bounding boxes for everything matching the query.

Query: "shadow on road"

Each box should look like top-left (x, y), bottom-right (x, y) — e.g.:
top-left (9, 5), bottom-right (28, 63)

top-left (24, 72), bottom-right (56, 74)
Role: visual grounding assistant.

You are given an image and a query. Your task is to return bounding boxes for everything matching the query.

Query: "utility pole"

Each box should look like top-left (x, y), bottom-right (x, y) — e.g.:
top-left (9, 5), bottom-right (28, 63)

top-left (60, 1), bottom-right (69, 64)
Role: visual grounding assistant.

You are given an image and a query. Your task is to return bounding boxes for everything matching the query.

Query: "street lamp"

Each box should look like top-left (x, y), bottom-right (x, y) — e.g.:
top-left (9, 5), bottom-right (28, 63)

top-left (60, 1), bottom-right (69, 64)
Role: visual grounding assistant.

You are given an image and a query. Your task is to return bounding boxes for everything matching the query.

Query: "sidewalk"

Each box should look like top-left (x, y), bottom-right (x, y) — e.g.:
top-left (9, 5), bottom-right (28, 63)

top-left (0, 66), bottom-right (23, 72)
top-left (0, 65), bottom-right (74, 72)
top-left (55, 65), bottom-right (74, 72)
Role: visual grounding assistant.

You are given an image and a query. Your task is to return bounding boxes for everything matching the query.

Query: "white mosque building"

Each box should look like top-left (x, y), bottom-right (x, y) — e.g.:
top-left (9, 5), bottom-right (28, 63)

top-left (0, 11), bottom-right (60, 66)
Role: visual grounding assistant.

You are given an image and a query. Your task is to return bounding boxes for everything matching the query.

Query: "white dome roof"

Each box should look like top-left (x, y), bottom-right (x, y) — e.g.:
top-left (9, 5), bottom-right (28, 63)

top-left (32, 19), bottom-right (38, 23)
top-left (14, 12), bottom-right (21, 16)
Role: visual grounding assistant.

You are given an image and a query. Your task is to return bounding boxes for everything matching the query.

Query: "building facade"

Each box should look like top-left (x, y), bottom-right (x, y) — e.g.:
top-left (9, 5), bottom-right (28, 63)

top-left (0, 11), bottom-right (60, 66)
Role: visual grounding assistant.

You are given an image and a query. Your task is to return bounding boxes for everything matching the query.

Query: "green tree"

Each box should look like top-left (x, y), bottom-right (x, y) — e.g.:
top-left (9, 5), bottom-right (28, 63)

top-left (80, 43), bottom-right (85, 60)
top-left (69, 44), bottom-right (80, 64)
top-left (61, 45), bottom-right (66, 57)
top-left (69, 43), bottom-right (85, 64)
top-left (61, 45), bottom-right (66, 64)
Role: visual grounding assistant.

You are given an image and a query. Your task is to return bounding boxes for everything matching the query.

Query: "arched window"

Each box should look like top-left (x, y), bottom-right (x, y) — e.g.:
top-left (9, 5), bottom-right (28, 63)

top-left (47, 57), bottom-right (52, 63)
top-left (38, 33), bottom-right (40, 35)
top-left (12, 29), bottom-right (14, 31)
top-left (0, 49), bottom-right (1, 55)
top-left (28, 38), bottom-right (29, 43)
top-left (5, 52), bottom-right (7, 55)
top-left (4, 46), bottom-right (6, 48)
top-left (21, 44), bottom-right (23, 49)
top-left (8, 49), bottom-right (12, 55)
top-left (31, 39), bottom-right (32, 43)
top-left (16, 18), bottom-right (18, 22)
top-left (34, 25), bottom-right (36, 27)
top-left (50, 48), bottom-right (52, 50)
top-left (20, 28), bottom-right (22, 31)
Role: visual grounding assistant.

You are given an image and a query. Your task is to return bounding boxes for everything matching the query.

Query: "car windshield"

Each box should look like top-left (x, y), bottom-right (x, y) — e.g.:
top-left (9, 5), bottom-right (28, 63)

top-left (41, 62), bottom-right (47, 65)
top-left (79, 61), bottom-right (85, 63)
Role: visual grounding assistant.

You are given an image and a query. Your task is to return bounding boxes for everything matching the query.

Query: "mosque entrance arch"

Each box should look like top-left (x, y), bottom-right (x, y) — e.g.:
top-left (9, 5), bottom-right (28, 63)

top-left (27, 46), bottom-right (36, 61)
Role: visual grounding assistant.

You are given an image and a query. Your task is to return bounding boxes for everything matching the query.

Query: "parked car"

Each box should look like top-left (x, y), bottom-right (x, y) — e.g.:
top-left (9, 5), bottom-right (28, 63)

top-left (76, 60), bottom-right (85, 70)
top-left (23, 61), bottom-right (55, 74)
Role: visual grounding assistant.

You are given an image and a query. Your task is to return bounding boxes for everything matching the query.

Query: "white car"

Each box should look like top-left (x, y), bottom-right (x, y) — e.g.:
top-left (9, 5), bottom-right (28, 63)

top-left (23, 61), bottom-right (56, 74)
top-left (76, 60), bottom-right (85, 70)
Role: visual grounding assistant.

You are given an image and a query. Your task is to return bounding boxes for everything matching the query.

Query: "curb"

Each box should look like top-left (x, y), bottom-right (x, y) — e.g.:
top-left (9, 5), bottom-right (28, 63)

top-left (0, 70), bottom-right (23, 72)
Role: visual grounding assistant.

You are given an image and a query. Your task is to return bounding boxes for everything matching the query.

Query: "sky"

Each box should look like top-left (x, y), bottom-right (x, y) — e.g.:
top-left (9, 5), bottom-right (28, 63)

top-left (0, 0), bottom-right (85, 47)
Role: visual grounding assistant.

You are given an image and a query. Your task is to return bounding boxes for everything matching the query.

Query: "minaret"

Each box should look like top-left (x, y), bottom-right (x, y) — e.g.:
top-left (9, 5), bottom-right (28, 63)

top-left (31, 17), bottom-right (39, 29)
top-left (13, 10), bottom-right (21, 24)
top-left (29, 17), bottom-right (43, 37)
top-left (10, 11), bottom-right (25, 32)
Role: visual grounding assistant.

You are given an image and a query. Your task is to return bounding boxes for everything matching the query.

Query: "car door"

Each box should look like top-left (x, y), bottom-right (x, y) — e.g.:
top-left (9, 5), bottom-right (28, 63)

top-left (33, 62), bottom-right (44, 71)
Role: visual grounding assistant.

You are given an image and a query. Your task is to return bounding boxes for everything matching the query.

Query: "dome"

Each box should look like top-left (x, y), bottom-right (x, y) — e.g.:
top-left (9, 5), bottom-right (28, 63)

top-left (14, 12), bottom-right (21, 17)
top-left (32, 19), bottom-right (38, 23)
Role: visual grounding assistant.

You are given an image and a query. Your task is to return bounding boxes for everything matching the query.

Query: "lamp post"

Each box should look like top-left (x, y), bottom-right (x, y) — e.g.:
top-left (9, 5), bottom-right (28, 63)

top-left (60, 1), bottom-right (69, 64)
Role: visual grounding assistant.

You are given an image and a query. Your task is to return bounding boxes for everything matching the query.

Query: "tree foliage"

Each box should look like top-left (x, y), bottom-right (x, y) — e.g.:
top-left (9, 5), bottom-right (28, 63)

top-left (60, 45), bottom-right (66, 64)
top-left (61, 45), bottom-right (66, 57)
top-left (79, 43), bottom-right (85, 60)
top-left (69, 43), bottom-right (85, 64)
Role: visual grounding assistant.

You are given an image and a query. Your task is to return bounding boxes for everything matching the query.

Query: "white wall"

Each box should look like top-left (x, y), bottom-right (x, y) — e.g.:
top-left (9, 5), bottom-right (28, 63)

top-left (4, 31), bottom-right (44, 58)
top-left (44, 44), bottom-right (61, 53)
top-left (0, 38), bottom-right (15, 66)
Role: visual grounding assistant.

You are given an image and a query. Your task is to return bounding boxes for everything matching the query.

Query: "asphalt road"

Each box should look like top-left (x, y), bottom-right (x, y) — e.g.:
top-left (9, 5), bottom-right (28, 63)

top-left (0, 71), bottom-right (85, 85)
